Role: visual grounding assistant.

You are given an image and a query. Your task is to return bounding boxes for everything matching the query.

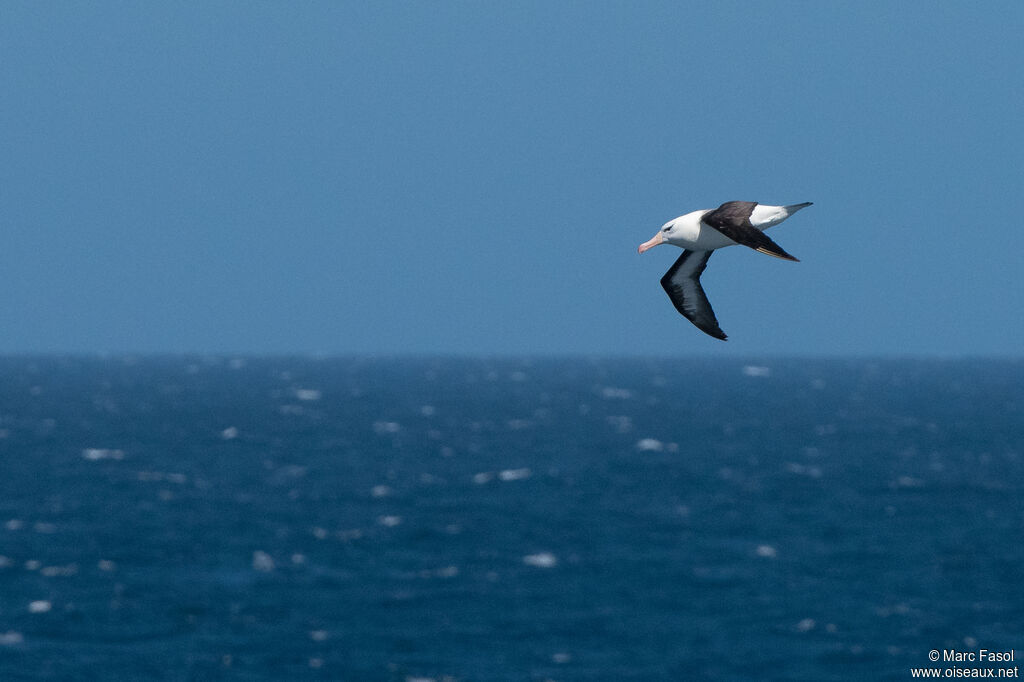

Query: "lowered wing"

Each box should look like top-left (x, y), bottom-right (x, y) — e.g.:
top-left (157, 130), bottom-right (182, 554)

top-left (660, 249), bottom-right (727, 341)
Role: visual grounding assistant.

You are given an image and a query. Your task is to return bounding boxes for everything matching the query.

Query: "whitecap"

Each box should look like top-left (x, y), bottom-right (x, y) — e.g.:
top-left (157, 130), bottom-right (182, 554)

top-left (293, 388), bottom-right (321, 401)
top-left (523, 552), bottom-right (558, 568)
top-left (82, 448), bottom-right (124, 461)
top-left (251, 551), bottom-right (275, 572)
top-left (795, 618), bottom-right (816, 632)
top-left (377, 515), bottom-right (402, 527)
top-left (221, 427), bottom-right (239, 440)
top-left (635, 438), bottom-right (664, 452)
top-left (498, 468), bottom-right (531, 481)
top-left (372, 421), bottom-right (401, 434)
top-left (600, 387), bottom-right (633, 399)
top-left (0, 631), bottom-right (23, 646)
top-left (27, 600), bottom-right (52, 614)
top-left (742, 365), bottom-right (771, 378)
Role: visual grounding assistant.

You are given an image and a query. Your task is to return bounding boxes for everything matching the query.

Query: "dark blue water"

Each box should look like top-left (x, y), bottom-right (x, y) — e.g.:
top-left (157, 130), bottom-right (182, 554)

top-left (0, 357), bottom-right (1020, 681)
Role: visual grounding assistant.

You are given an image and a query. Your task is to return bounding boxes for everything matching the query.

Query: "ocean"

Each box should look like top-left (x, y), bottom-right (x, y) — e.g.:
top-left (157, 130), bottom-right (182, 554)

top-left (0, 357), bottom-right (1020, 681)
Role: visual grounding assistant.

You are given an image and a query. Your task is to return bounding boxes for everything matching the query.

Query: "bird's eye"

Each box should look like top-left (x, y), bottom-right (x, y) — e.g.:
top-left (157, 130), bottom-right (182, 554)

top-left (662, 225), bottom-right (671, 232)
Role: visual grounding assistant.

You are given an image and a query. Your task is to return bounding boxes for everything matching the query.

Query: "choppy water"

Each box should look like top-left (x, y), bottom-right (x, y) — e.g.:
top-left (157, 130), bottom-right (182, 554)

top-left (0, 357), bottom-right (1021, 681)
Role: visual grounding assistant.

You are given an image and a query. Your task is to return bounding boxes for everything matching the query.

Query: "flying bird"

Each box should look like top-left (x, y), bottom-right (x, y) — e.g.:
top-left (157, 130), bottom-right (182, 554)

top-left (638, 201), bottom-right (812, 340)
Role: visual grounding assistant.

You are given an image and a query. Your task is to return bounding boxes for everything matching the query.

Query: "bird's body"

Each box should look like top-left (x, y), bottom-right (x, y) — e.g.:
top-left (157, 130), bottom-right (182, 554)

top-left (659, 209), bottom-right (739, 251)
top-left (638, 201), bottom-right (812, 340)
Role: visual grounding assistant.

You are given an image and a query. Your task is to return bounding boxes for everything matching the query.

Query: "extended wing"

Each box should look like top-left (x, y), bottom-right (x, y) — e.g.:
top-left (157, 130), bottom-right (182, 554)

top-left (702, 201), bottom-right (799, 261)
top-left (660, 249), bottom-right (727, 341)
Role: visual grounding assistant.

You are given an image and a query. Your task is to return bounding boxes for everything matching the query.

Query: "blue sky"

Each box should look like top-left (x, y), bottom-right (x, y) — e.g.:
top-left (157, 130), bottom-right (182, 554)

top-left (2, 2), bottom-right (1021, 355)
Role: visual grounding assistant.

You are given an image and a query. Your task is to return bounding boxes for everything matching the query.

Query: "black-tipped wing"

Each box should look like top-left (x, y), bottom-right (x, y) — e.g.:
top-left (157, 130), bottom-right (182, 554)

top-left (660, 250), bottom-right (727, 341)
top-left (702, 201), bottom-right (799, 261)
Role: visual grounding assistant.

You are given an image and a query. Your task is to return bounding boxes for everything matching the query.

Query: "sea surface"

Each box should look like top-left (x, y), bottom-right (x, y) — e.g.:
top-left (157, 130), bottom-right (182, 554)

top-left (0, 356), bottom-right (1021, 681)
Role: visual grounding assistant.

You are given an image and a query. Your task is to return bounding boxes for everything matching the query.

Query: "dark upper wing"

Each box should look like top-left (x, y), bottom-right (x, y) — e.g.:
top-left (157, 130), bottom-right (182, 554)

top-left (702, 201), bottom-right (799, 261)
top-left (660, 250), bottom-right (727, 341)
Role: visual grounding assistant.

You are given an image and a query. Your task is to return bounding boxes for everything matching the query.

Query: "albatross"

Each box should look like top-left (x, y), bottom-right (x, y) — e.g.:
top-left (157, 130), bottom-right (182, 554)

top-left (638, 201), bottom-right (812, 340)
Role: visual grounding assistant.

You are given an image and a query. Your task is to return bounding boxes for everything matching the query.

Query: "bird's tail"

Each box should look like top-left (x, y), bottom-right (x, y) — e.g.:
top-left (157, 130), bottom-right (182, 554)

top-left (784, 202), bottom-right (813, 215)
